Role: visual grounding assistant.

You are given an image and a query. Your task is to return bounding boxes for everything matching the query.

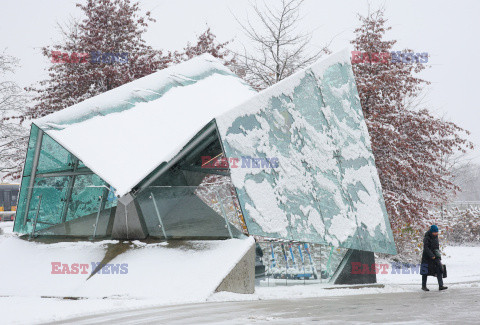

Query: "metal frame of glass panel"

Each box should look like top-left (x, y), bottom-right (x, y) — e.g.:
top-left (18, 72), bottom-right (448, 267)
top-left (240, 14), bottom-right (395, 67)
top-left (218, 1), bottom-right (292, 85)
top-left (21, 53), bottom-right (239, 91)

top-left (14, 124), bottom-right (116, 237)
top-left (132, 121), bottom-right (248, 240)
top-left (14, 120), bottom-right (247, 241)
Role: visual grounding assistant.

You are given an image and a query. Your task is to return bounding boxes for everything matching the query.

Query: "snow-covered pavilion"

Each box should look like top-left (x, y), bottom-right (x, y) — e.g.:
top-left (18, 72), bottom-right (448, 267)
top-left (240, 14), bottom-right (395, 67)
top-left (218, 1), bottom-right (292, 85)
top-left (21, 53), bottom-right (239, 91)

top-left (14, 51), bottom-right (396, 286)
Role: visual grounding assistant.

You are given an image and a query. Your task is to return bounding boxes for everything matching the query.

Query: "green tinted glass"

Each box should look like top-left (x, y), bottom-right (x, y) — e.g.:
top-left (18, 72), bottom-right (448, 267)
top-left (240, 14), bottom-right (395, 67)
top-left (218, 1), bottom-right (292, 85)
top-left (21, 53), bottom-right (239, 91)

top-left (22, 125), bottom-right (39, 177)
top-left (217, 54), bottom-right (396, 254)
top-left (37, 133), bottom-right (75, 174)
top-left (14, 131), bottom-right (115, 237)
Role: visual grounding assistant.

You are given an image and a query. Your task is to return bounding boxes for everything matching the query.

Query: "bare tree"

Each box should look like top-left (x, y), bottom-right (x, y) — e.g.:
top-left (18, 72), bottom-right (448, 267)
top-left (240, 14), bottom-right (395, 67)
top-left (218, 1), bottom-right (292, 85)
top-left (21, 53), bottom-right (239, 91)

top-left (0, 51), bottom-right (28, 181)
top-left (234, 0), bottom-right (329, 90)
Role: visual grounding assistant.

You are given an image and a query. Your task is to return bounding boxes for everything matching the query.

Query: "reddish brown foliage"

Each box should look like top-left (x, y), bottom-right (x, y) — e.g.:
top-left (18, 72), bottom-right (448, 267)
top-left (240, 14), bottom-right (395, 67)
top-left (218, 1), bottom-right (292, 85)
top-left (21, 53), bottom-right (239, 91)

top-left (174, 27), bottom-right (236, 67)
top-left (351, 8), bottom-right (474, 254)
top-left (25, 0), bottom-right (171, 121)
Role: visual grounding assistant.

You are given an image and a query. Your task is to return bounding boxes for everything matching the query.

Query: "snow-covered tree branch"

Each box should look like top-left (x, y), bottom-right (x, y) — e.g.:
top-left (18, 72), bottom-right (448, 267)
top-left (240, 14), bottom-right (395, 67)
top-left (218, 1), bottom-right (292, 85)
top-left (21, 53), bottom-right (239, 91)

top-left (351, 7), bottom-right (474, 259)
top-left (0, 51), bottom-right (28, 181)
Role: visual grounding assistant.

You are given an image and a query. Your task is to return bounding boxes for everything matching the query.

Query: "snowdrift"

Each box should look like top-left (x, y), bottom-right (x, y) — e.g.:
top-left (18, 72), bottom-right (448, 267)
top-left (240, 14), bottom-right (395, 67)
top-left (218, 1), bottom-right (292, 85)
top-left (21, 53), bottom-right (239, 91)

top-left (0, 233), bottom-right (254, 303)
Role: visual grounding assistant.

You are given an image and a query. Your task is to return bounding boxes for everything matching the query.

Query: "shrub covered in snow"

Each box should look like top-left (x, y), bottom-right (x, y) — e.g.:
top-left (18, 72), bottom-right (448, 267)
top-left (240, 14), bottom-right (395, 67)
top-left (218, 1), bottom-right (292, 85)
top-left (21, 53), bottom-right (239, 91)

top-left (386, 206), bottom-right (480, 262)
top-left (440, 207), bottom-right (480, 244)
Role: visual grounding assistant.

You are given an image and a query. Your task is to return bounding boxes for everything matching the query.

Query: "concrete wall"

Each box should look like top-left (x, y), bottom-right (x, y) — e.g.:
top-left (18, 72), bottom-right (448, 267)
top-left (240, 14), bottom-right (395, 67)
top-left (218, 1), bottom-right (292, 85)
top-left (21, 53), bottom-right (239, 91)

top-left (216, 241), bottom-right (255, 294)
top-left (112, 194), bottom-right (148, 240)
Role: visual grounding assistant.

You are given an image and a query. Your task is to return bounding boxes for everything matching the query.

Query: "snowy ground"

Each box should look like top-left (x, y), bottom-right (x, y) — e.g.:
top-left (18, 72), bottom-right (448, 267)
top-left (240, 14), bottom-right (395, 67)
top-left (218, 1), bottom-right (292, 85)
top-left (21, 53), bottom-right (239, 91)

top-left (47, 287), bottom-right (480, 324)
top-left (0, 221), bottom-right (479, 324)
top-left (0, 220), bottom-right (14, 234)
top-left (0, 230), bottom-right (254, 300)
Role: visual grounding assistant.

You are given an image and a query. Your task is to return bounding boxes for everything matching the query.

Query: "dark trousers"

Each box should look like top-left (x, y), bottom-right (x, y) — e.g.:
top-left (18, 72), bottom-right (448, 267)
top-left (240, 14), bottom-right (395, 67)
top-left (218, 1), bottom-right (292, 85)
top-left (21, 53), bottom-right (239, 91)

top-left (422, 259), bottom-right (443, 287)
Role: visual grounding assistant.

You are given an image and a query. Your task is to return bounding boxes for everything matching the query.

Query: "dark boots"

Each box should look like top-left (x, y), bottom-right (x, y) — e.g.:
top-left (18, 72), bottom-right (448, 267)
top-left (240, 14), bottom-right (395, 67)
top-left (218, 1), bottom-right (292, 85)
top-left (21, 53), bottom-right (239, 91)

top-left (422, 286), bottom-right (448, 291)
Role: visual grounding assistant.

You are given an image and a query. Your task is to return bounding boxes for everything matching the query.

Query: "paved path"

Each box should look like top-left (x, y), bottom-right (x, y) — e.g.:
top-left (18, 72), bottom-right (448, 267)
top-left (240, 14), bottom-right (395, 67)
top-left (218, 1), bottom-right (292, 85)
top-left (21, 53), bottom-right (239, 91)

top-left (48, 287), bottom-right (480, 324)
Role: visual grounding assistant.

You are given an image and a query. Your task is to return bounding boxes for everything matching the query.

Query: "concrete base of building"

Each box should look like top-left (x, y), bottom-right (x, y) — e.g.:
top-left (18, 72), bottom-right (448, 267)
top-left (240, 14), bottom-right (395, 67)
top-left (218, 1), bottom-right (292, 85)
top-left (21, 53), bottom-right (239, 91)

top-left (111, 194), bottom-right (148, 240)
top-left (216, 241), bottom-right (255, 294)
top-left (331, 249), bottom-right (377, 285)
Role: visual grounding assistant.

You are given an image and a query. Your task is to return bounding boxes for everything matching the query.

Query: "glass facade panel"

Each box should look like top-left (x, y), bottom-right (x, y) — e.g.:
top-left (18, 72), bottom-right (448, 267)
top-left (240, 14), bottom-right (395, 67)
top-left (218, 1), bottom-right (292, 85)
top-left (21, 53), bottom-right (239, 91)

top-left (136, 184), bottom-right (245, 240)
top-left (216, 52), bottom-right (396, 254)
top-left (33, 175), bottom-right (117, 238)
top-left (20, 176), bottom-right (70, 234)
top-left (15, 121), bottom-right (244, 240)
top-left (256, 241), bottom-right (348, 286)
top-left (195, 174), bottom-right (247, 234)
top-left (22, 124), bottom-right (39, 177)
top-left (66, 174), bottom-right (109, 222)
top-left (13, 132), bottom-right (116, 237)
top-left (37, 132), bottom-right (74, 174)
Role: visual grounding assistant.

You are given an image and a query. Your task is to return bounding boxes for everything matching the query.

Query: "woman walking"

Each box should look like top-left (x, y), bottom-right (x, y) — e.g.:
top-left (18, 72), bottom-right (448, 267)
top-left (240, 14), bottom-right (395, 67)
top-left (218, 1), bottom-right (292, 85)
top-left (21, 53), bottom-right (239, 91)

top-left (421, 225), bottom-right (448, 291)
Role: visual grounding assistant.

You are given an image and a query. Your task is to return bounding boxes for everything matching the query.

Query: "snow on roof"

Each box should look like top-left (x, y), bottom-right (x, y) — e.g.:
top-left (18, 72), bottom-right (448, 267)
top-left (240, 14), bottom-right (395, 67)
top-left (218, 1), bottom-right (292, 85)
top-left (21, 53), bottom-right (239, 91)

top-left (35, 54), bottom-right (256, 196)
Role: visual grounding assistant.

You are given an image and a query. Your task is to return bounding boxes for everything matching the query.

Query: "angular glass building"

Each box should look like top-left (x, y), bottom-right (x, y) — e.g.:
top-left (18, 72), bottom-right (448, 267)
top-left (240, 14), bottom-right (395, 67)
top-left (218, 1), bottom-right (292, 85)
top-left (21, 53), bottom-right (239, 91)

top-left (14, 51), bottom-right (396, 284)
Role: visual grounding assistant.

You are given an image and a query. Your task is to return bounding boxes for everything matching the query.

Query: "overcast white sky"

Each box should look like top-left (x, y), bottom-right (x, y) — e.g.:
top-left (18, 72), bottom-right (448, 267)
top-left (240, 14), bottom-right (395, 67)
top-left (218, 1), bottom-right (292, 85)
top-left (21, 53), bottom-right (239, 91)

top-left (1, 0), bottom-right (479, 162)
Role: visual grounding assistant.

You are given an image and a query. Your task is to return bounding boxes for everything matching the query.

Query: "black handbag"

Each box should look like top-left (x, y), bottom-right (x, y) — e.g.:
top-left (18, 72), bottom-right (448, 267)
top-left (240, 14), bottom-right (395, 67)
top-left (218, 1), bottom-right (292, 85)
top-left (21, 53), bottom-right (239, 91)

top-left (442, 264), bottom-right (447, 278)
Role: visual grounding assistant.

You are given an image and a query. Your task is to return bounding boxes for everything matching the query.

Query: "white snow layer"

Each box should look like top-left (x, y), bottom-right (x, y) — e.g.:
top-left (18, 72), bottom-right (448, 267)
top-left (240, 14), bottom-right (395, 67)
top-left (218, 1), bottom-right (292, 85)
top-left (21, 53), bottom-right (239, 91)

top-left (0, 233), bottom-right (254, 301)
top-left (35, 55), bottom-right (256, 196)
top-left (35, 54), bottom-right (240, 128)
top-left (2, 230), bottom-right (479, 325)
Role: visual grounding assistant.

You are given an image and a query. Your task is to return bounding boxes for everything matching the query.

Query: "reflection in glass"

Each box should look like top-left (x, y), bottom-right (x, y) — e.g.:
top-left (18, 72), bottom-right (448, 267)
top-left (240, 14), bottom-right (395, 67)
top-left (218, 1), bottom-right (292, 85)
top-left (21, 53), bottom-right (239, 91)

top-left (136, 184), bottom-right (246, 240)
top-left (256, 240), bottom-right (348, 286)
